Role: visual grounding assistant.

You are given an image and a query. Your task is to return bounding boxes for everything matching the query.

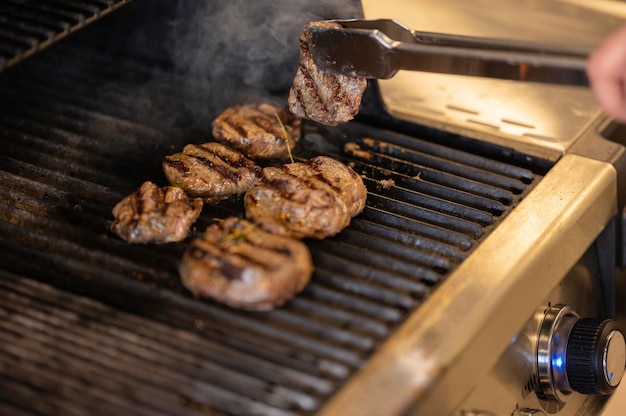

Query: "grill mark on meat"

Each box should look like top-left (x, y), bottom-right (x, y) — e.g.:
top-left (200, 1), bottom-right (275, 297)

top-left (192, 221), bottom-right (297, 272)
top-left (162, 142), bottom-right (261, 202)
top-left (218, 114), bottom-right (251, 140)
top-left (219, 257), bottom-right (246, 282)
top-left (258, 164), bottom-right (340, 208)
top-left (211, 103), bottom-right (302, 160)
top-left (188, 244), bottom-right (209, 260)
top-left (186, 244), bottom-right (247, 282)
top-left (306, 162), bottom-right (344, 194)
top-left (163, 157), bottom-right (190, 175)
top-left (193, 155), bottom-right (244, 184)
top-left (244, 156), bottom-right (366, 239)
top-left (285, 167), bottom-right (338, 200)
top-left (133, 190), bottom-right (144, 223)
top-left (179, 217), bottom-right (313, 310)
top-left (111, 181), bottom-right (203, 244)
top-left (248, 113), bottom-right (281, 136)
top-left (194, 143), bottom-right (260, 170)
top-left (302, 65), bottom-right (331, 119)
top-left (288, 21), bottom-right (367, 126)
top-left (295, 34), bottom-right (332, 119)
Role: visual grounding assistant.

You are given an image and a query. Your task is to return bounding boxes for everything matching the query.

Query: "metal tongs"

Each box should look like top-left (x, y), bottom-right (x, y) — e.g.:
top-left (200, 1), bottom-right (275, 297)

top-left (306, 19), bottom-right (590, 85)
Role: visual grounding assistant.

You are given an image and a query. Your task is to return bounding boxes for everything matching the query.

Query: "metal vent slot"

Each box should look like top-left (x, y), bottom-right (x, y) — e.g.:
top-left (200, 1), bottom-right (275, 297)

top-left (0, 0), bottom-right (133, 72)
top-left (0, 46), bottom-right (552, 415)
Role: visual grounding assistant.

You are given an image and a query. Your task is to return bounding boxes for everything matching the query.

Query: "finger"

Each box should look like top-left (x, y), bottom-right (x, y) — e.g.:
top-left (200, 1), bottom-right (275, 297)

top-left (587, 24), bottom-right (626, 121)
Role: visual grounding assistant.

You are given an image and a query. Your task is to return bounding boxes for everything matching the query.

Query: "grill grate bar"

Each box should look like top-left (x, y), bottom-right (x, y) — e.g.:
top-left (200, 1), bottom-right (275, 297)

top-left (362, 177), bottom-right (495, 226)
top-left (338, 123), bottom-right (535, 182)
top-left (347, 218), bottom-right (467, 262)
top-left (312, 268), bottom-right (417, 310)
top-left (358, 207), bottom-right (474, 250)
top-left (365, 193), bottom-right (484, 238)
top-left (304, 284), bottom-right (404, 323)
top-left (0, 273), bottom-right (336, 414)
top-left (0, 0), bottom-right (134, 72)
top-left (0, 237), bottom-right (369, 370)
top-left (313, 239), bottom-right (440, 288)
top-left (336, 227), bottom-right (452, 273)
top-left (0, 399), bottom-right (44, 416)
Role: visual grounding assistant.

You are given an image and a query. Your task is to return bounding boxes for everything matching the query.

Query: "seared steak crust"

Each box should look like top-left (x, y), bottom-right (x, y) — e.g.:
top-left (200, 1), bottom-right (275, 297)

top-left (289, 156), bottom-right (367, 218)
top-left (162, 142), bottom-right (261, 203)
top-left (288, 21), bottom-right (367, 126)
top-left (211, 103), bottom-right (302, 160)
top-left (244, 156), bottom-right (366, 240)
top-left (111, 181), bottom-right (203, 244)
top-left (179, 217), bottom-right (313, 311)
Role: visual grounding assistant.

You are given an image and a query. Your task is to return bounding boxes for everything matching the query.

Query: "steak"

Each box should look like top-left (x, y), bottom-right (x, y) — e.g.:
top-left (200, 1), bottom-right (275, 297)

top-left (211, 103), bottom-right (302, 160)
top-left (111, 181), bottom-right (203, 244)
top-left (244, 156), bottom-right (367, 240)
top-left (162, 142), bottom-right (262, 203)
top-left (288, 21), bottom-right (367, 126)
top-left (179, 217), bottom-right (314, 311)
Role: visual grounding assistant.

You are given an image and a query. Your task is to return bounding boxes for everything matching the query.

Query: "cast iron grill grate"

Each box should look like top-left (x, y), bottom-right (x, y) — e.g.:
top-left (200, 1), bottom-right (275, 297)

top-left (0, 0), bottom-right (134, 72)
top-left (0, 43), bottom-right (553, 415)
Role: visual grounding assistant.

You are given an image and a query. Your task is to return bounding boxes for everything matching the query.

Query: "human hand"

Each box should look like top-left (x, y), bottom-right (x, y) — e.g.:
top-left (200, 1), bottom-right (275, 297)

top-left (587, 23), bottom-right (626, 122)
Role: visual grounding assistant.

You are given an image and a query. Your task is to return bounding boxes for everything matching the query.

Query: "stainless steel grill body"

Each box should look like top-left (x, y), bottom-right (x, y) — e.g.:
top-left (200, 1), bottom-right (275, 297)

top-left (1, 1), bottom-right (626, 416)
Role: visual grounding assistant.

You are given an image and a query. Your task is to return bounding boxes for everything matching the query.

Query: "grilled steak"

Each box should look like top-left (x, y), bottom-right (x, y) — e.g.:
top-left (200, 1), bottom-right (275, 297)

top-left (211, 103), bottom-right (302, 160)
top-left (179, 217), bottom-right (313, 311)
top-left (162, 142), bottom-right (262, 203)
top-left (288, 21), bottom-right (367, 126)
top-left (111, 181), bottom-right (203, 244)
top-left (244, 156), bottom-right (367, 240)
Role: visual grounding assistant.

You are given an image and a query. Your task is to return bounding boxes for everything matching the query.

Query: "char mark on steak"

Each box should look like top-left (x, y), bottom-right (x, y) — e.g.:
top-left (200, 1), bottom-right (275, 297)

top-left (162, 142), bottom-right (262, 203)
top-left (301, 155), bottom-right (367, 218)
top-left (179, 217), bottom-right (314, 311)
top-left (111, 181), bottom-right (203, 244)
top-left (211, 103), bottom-right (302, 160)
top-left (288, 21), bottom-right (367, 126)
top-left (244, 156), bottom-right (366, 240)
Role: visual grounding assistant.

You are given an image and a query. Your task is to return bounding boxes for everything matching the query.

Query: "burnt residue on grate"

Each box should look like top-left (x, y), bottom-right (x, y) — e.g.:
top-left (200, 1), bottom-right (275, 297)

top-left (0, 44), bottom-right (552, 415)
top-left (0, 0), bottom-right (134, 72)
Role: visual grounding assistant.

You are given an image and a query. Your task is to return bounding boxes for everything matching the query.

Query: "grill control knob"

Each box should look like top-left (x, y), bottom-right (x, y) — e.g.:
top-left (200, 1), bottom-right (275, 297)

top-left (537, 305), bottom-right (626, 402)
top-left (567, 318), bottom-right (625, 394)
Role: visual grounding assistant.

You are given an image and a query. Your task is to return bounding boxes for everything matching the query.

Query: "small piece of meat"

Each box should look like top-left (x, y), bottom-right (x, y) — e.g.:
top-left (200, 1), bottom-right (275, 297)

top-left (343, 142), bottom-right (373, 162)
top-left (211, 103), bottom-right (302, 160)
top-left (111, 181), bottom-right (203, 244)
top-left (162, 142), bottom-right (262, 203)
top-left (288, 21), bottom-right (367, 126)
top-left (179, 217), bottom-right (313, 311)
top-left (379, 179), bottom-right (395, 189)
top-left (244, 156), bottom-right (366, 240)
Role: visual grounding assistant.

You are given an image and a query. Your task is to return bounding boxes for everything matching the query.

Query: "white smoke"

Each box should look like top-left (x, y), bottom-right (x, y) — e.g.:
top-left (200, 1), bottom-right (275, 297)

top-left (164, 0), bottom-right (363, 124)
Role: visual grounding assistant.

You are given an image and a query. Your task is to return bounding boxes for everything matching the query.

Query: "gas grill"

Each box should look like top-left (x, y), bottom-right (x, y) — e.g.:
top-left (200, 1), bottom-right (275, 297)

top-left (1, 1), bottom-right (626, 415)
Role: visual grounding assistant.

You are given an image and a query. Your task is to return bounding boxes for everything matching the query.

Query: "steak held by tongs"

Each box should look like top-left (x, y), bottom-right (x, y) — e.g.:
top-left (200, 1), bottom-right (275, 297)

top-left (305, 18), bottom-right (590, 85)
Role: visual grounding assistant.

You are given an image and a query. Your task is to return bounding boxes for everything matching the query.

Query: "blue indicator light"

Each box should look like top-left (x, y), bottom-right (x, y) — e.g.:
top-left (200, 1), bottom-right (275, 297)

top-left (553, 355), bottom-right (564, 370)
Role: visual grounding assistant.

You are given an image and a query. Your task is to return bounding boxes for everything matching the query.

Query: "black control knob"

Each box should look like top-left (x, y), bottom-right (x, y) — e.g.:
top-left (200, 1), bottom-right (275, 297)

top-left (567, 318), bottom-right (625, 395)
top-left (537, 305), bottom-right (626, 402)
